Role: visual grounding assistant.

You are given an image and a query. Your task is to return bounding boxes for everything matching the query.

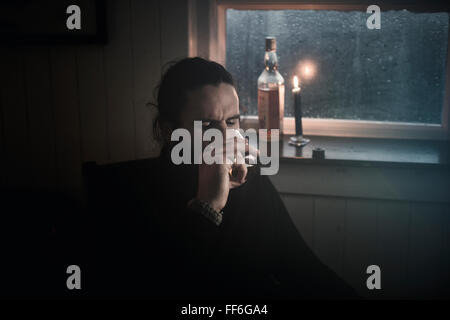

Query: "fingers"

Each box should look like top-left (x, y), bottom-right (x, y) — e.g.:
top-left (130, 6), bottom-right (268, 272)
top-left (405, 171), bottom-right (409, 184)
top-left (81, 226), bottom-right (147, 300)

top-left (204, 139), bottom-right (246, 165)
top-left (203, 129), bottom-right (260, 167)
top-left (201, 129), bottom-right (251, 189)
top-left (225, 132), bottom-right (246, 165)
top-left (228, 130), bottom-right (259, 165)
top-left (245, 141), bottom-right (259, 165)
top-left (229, 163), bottom-right (248, 189)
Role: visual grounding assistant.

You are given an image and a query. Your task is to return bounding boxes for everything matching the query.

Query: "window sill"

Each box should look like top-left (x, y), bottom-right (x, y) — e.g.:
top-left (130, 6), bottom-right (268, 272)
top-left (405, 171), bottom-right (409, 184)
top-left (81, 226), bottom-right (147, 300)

top-left (270, 135), bottom-right (450, 202)
top-left (278, 135), bottom-right (450, 169)
top-left (240, 116), bottom-right (449, 141)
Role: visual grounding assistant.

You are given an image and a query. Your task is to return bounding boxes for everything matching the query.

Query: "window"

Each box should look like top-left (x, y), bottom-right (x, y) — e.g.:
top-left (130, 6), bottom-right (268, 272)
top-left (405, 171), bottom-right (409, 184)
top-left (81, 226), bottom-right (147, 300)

top-left (227, 9), bottom-right (448, 124)
top-left (208, 3), bottom-right (450, 139)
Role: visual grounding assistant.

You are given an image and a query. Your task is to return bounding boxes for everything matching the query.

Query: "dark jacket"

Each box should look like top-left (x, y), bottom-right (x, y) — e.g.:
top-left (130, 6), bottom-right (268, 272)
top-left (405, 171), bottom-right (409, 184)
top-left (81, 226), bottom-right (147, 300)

top-left (79, 155), bottom-right (357, 299)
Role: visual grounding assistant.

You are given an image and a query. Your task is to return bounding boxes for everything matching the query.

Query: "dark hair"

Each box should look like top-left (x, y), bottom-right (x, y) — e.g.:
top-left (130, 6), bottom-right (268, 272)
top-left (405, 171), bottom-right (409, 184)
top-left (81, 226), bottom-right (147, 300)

top-left (151, 57), bottom-right (235, 142)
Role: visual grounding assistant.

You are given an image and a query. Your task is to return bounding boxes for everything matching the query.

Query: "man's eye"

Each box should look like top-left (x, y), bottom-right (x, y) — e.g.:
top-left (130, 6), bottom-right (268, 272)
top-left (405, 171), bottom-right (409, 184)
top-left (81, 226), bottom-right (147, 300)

top-left (226, 120), bottom-right (236, 126)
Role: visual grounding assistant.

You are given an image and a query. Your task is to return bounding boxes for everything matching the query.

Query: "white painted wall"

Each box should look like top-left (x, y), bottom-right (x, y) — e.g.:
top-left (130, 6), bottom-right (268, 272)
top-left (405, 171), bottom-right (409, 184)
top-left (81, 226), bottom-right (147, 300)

top-left (0, 0), bottom-right (188, 196)
top-left (271, 164), bottom-right (450, 299)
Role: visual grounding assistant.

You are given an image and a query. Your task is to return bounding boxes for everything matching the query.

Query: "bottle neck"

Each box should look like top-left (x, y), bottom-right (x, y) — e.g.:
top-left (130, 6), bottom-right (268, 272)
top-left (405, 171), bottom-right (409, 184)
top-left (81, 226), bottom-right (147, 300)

top-left (264, 50), bottom-right (278, 71)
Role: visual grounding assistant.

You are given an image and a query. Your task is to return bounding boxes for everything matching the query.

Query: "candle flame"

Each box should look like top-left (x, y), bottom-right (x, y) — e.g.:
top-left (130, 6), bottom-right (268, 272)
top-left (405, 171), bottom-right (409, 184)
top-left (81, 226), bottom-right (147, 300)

top-left (293, 75), bottom-right (299, 89)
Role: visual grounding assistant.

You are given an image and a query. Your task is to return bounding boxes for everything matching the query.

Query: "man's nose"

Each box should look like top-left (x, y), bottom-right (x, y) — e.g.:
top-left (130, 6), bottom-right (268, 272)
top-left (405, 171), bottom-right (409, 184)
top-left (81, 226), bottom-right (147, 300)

top-left (217, 121), bottom-right (228, 136)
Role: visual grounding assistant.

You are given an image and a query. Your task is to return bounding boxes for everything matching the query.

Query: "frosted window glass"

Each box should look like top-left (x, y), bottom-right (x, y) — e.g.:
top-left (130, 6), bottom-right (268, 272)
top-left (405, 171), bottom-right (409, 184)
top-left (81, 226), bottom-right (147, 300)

top-left (226, 9), bottom-right (448, 124)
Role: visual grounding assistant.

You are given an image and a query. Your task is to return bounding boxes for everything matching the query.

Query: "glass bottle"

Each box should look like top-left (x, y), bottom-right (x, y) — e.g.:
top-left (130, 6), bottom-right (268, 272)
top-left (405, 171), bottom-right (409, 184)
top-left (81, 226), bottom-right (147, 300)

top-left (257, 37), bottom-right (285, 140)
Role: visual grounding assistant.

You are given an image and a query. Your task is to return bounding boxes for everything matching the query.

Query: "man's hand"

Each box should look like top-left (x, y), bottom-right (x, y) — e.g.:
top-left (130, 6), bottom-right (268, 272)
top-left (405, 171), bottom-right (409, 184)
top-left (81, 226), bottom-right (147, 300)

top-left (196, 162), bottom-right (239, 212)
top-left (196, 133), bottom-right (253, 212)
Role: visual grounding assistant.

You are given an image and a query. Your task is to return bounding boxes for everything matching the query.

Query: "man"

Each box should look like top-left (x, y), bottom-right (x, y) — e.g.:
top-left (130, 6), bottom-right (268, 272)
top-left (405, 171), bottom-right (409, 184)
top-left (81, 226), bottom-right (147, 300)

top-left (83, 57), bottom-right (357, 299)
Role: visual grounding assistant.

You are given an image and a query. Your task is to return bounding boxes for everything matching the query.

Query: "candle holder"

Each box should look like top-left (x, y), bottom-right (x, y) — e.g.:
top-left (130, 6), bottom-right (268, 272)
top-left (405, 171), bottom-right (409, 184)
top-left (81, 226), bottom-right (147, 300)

top-left (289, 76), bottom-right (310, 147)
top-left (289, 135), bottom-right (310, 147)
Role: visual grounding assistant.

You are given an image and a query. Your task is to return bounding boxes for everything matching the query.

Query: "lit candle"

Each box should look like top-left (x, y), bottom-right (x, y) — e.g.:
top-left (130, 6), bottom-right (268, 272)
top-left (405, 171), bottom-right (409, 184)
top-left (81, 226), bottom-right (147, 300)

top-left (289, 75), bottom-right (310, 147)
top-left (292, 75), bottom-right (303, 137)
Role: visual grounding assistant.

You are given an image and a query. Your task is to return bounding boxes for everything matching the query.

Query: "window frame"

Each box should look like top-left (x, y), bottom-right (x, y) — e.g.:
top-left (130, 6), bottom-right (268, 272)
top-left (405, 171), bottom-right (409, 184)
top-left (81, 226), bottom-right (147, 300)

top-left (192, 0), bottom-right (450, 140)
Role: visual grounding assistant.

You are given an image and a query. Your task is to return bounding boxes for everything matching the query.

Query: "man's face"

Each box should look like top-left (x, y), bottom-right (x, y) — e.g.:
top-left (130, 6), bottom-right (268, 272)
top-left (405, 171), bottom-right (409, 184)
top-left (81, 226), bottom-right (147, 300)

top-left (178, 83), bottom-right (240, 135)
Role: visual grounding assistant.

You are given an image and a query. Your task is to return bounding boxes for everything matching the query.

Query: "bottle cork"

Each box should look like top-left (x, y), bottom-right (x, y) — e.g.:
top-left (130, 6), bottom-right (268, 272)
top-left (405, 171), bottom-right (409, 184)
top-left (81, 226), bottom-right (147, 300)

top-left (265, 37), bottom-right (276, 51)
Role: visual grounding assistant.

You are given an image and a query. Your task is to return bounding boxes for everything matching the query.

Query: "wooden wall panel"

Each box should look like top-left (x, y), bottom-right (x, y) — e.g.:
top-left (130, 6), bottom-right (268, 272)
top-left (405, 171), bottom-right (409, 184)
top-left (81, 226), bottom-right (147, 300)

top-left (77, 46), bottom-right (109, 164)
top-left (281, 193), bottom-right (314, 249)
top-left (272, 164), bottom-right (450, 203)
top-left (278, 194), bottom-right (450, 298)
top-left (104, 0), bottom-right (136, 163)
top-left (0, 49), bottom-right (31, 189)
top-left (0, 75), bottom-right (4, 185)
top-left (131, 0), bottom-right (162, 159)
top-left (376, 201), bottom-right (410, 298)
top-left (343, 199), bottom-right (378, 297)
top-left (0, 0), bottom-right (191, 189)
top-left (160, 0), bottom-right (189, 67)
top-left (407, 203), bottom-right (448, 298)
top-left (313, 197), bottom-right (346, 278)
top-left (24, 47), bottom-right (57, 190)
top-left (444, 205), bottom-right (450, 297)
top-left (50, 47), bottom-right (83, 197)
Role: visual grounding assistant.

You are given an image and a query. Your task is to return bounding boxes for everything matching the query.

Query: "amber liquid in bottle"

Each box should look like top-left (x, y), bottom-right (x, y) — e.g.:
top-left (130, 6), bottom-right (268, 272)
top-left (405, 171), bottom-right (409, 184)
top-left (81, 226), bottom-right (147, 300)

top-left (257, 37), bottom-right (284, 141)
top-left (257, 86), bottom-right (285, 140)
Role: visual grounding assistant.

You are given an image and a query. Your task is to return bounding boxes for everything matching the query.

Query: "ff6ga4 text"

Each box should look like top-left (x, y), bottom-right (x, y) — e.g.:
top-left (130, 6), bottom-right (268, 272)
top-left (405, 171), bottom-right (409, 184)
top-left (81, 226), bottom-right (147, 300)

top-left (225, 305), bottom-right (268, 315)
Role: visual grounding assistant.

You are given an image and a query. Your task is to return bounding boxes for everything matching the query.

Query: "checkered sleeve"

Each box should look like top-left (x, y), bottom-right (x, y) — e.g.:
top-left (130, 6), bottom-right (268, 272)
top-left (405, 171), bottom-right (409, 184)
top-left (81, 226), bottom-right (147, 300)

top-left (187, 198), bottom-right (223, 227)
